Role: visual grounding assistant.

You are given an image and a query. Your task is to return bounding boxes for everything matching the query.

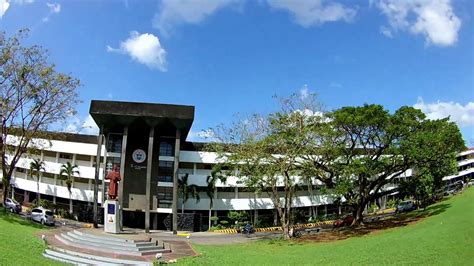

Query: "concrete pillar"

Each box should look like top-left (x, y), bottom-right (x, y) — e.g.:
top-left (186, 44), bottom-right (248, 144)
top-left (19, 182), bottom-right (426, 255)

top-left (338, 205), bottom-right (342, 215)
top-left (153, 213), bottom-right (158, 230)
top-left (235, 187), bottom-right (238, 199)
top-left (324, 205), bottom-right (328, 217)
top-left (55, 152), bottom-right (59, 163)
top-left (118, 127), bottom-right (128, 221)
top-left (145, 127), bottom-right (155, 233)
top-left (274, 210), bottom-right (278, 226)
top-left (53, 174), bottom-right (57, 204)
top-left (193, 163), bottom-right (197, 175)
top-left (254, 209), bottom-right (258, 225)
top-left (172, 130), bottom-right (181, 234)
top-left (93, 127), bottom-right (103, 228)
top-left (102, 147), bottom-right (108, 204)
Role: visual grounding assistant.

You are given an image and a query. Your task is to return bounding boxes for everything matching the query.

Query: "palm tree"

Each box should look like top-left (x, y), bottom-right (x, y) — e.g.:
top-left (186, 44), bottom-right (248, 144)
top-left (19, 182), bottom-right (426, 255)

top-left (205, 167), bottom-right (227, 229)
top-left (60, 161), bottom-right (79, 214)
top-left (178, 173), bottom-right (200, 214)
top-left (29, 159), bottom-right (45, 202)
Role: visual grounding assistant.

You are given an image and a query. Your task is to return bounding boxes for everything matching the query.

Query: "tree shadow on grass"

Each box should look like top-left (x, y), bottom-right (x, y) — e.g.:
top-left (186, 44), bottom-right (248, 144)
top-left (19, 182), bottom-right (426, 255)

top-left (295, 203), bottom-right (451, 243)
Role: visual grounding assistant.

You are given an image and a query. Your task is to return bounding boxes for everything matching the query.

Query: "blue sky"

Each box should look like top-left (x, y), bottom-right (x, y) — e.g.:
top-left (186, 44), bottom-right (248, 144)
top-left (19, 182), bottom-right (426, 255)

top-left (1, 0), bottom-right (473, 144)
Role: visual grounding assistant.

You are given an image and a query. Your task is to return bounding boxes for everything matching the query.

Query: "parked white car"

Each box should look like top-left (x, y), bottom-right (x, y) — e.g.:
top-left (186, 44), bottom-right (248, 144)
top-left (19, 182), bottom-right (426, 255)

top-left (30, 207), bottom-right (55, 226)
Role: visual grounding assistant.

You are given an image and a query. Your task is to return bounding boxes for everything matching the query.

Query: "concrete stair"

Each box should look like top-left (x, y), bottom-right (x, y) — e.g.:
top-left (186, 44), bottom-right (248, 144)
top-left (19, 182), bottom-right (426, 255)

top-left (44, 230), bottom-right (171, 265)
top-left (43, 248), bottom-right (152, 265)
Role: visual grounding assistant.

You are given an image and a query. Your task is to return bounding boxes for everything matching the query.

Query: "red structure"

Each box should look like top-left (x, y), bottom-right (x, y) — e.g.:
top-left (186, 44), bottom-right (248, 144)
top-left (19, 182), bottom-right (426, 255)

top-left (105, 165), bottom-right (121, 200)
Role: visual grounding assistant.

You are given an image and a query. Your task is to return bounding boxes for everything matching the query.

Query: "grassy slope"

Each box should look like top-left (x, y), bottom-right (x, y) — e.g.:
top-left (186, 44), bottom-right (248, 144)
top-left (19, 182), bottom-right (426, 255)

top-left (0, 208), bottom-right (61, 265)
top-left (180, 188), bottom-right (474, 265)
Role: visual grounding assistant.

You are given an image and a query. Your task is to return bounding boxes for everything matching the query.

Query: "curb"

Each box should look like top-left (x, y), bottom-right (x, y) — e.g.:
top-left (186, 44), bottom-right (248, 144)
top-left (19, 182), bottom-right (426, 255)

top-left (212, 220), bottom-right (335, 234)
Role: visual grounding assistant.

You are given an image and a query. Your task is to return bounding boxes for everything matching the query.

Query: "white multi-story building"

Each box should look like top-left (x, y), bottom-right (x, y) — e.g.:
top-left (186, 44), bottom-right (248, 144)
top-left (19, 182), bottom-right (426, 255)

top-left (1, 100), bottom-right (472, 231)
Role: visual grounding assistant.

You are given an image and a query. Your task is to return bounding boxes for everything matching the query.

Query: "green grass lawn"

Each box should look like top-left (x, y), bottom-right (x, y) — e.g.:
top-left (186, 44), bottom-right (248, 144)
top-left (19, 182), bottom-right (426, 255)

top-left (179, 188), bottom-right (474, 265)
top-left (0, 208), bottom-right (61, 265)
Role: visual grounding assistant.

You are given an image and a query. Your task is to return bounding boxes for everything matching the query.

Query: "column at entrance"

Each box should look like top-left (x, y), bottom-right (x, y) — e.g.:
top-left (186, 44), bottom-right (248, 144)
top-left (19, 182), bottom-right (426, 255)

top-left (145, 127), bottom-right (155, 233)
top-left (172, 129), bottom-right (181, 234)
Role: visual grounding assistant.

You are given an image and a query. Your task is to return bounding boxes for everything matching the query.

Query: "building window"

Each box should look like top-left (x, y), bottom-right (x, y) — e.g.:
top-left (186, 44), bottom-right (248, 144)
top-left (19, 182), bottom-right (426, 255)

top-left (159, 141), bottom-right (173, 156)
top-left (107, 133), bottom-right (123, 153)
top-left (59, 153), bottom-right (72, 160)
top-left (158, 161), bottom-right (173, 182)
top-left (157, 187), bottom-right (173, 208)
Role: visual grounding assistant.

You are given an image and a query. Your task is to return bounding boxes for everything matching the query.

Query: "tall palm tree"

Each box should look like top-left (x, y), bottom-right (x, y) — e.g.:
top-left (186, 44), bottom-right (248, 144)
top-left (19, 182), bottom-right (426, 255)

top-left (60, 161), bottom-right (79, 214)
top-left (178, 173), bottom-right (200, 214)
top-left (29, 159), bottom-right (45, 202)
top-left (205, 167), bottom-right (227, 229)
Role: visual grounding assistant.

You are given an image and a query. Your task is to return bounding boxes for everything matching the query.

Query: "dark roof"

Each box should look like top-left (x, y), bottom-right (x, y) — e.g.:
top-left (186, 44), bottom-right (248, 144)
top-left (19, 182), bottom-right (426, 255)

top-left (89, 100), bottom-right (195, 140)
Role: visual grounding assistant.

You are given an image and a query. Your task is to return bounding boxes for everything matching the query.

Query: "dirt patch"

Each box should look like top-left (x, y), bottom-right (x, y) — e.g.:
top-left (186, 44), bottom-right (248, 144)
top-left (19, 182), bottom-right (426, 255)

top-left (295, 215), bottom-right (423, 243)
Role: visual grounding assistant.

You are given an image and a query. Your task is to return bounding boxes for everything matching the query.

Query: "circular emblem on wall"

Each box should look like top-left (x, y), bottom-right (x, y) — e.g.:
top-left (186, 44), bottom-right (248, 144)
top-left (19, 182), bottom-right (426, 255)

top-left (132, 149), bottom-right (146, 163)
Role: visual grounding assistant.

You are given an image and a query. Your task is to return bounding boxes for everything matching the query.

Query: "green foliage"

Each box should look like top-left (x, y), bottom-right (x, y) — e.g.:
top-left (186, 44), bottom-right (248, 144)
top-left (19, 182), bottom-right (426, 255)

top-left (59, 161), bottom-right (79, 193)
top-left (387, 199), bottom-right (400, 208)
top-left (30, 199), bottom-right (54, 210)
top-left (227, 210), bottom-right (249, 228)
top-left (209, 216), bottom-right (219, 222)
top-left (0, 29), bottom-right (80, 203)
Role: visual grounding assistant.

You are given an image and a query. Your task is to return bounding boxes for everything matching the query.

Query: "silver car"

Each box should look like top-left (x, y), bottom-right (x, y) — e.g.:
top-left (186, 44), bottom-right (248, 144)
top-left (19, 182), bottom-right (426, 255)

top-left (4, 198), bottom-right (21, 214)
top-left (30, 207), bottom-right (55, 226)
top-left (396, 200), bottom-right (415, 213)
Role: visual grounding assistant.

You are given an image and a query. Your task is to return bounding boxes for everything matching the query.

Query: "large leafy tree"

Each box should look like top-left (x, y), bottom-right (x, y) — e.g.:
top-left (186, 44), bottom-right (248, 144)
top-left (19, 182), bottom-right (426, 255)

top-left (209, 94), bottom-right (323, 239)
top-left (178, 173), bottom-right (200, 214)
top-left (302, 105), bottom-right (465, 225)
top-left (29, 158), bottom-right (45, 202)
top-left (0, 29), bottom-right (80, 204)
top-left (59, 162), bottom-right (79, 214)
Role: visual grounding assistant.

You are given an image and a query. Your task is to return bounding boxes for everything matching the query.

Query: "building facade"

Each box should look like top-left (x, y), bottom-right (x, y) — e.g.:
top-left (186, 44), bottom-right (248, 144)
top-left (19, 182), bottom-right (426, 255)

top-left (2, 100), bottom-right (473, 231)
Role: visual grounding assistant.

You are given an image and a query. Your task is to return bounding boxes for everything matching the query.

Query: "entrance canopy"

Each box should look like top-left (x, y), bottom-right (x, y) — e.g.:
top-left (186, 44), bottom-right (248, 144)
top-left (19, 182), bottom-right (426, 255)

top-left (89, 100), bottom-right (195, 139)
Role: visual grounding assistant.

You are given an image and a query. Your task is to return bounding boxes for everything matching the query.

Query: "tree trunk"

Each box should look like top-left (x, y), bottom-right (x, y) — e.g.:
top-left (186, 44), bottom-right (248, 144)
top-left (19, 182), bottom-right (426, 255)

top-left (69, 193), bottom-right (73, 214)
top-left (37, 181), bottom-right (40, 201)
top-left (208, 209), bottom-right (212, 230)
top-left (351, 199), bottom-right (367, 226)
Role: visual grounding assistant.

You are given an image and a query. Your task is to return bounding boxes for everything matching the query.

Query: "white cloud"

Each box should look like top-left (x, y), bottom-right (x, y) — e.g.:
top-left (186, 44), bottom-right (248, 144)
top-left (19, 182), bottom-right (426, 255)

top-left (414, 98), bottom-right (474, 127)
top-left (379, 25), bottom-right (393, 38)
top-left (107, 31), bottom-right (167, 71)
top-left (42, 2), bottom-right (60, 22)
top-left (46, 2), bottom-right (60, 13)
top-left (374, 0), bottom-right (461, 46)
top-left (266, 0), bottom-right (357, 27)
top-left (152, 0), bottom-right (240, 34)
top-left (0, 0), bottom-right (10, 18)
top-left (187, 129), bottom-right (216, 142)
top-left (65, 115), bottom-right (99, 135)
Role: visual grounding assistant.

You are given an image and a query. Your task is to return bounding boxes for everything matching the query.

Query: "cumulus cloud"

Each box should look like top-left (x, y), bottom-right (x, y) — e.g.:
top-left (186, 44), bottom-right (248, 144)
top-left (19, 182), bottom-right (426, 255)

top-left (187, 129), bottom-right (216, 142)
top-left (266, 0), bottom-right (357, 27)
top-left (0, 0), bottom-right (10, 18)
top-left (65, 115), bottom-right (99, 135)
top-left (107, 31), bottom-right (167, 71)
top-left (413, 98), bottom-right (474, 126)
top-left (374, 0), bottom-right (461, 46)
top-left (153, 0), bottom-right (240, 34)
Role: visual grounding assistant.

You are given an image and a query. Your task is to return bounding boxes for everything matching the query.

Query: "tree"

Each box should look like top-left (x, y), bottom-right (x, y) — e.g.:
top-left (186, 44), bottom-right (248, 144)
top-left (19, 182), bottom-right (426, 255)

top-left (29, 158), bottom-right (45, 202)
top-left (0, 29), bottom-right (80, 205)
top-left (59, 161), bottom-right (79, 214)
top-left (302, 105), bottom-right (465, 225)
top-left (205, 166), bottom-right (227, 229)
top-left (178, 173), bottom-right (200, 214)
top-left (208, 93), bottom-right (323, 239)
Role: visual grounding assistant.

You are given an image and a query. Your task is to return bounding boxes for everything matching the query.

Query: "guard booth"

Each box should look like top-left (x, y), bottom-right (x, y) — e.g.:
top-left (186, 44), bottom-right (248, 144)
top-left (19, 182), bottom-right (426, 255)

top-left (89, 100), bottom-right (194, 232)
